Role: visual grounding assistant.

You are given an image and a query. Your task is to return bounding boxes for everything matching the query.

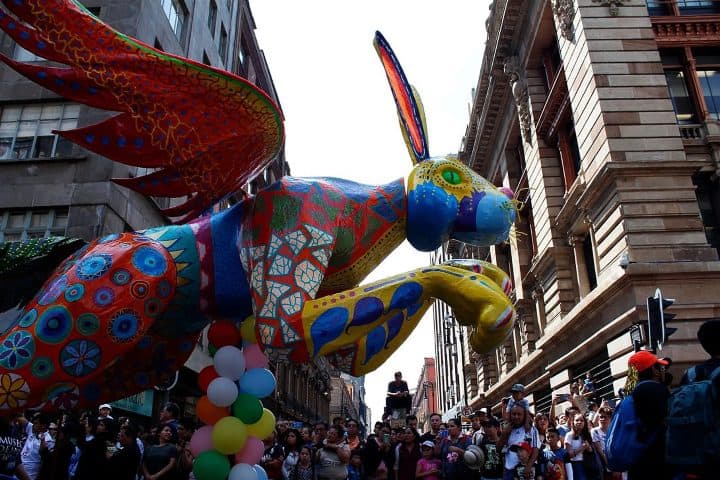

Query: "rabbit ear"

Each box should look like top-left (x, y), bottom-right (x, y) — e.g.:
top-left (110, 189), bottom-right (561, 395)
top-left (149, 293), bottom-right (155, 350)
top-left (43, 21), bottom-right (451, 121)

top-left (374, 31), bottom-right (430, 164)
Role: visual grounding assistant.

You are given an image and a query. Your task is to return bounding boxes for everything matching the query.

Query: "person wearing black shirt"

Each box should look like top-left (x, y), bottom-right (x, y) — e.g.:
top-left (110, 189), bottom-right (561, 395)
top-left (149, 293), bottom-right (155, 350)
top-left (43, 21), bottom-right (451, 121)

top-left (107, 425), bottom-right (141, 480)
top-left (386, 372), bottom-right (411, 415)
top-left (627, 350), bottom-right (671, 480)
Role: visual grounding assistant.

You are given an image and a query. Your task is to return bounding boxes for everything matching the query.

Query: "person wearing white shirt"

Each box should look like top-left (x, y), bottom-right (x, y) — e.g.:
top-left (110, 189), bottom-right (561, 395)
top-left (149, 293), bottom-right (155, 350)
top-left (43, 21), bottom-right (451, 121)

top-left (20, 415), bottom-right (55, 480)
top-left (499, 405), bottom-right (540, 478)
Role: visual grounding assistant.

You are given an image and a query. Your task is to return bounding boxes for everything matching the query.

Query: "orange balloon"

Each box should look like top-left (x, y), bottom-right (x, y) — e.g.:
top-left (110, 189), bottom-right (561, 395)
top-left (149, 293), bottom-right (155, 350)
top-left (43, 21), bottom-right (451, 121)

top-left (196, 395), bottom-right (229, 425)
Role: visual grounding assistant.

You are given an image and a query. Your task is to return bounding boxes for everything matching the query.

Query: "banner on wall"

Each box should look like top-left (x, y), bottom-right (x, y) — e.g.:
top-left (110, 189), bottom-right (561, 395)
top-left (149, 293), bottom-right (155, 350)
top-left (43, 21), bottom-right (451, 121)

top-left (111, 389), bottom-right (155, 417)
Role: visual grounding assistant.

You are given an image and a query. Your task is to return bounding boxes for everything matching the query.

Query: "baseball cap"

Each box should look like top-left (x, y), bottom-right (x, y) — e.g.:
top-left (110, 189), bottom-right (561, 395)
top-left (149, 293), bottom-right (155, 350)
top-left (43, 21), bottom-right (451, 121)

top-left (99, 403), bottom-right (112, 411)
top-left (628, 350), bottom-right (669, 373)
top-left (421, 440), bottom-right (435, 449)
top-left (510, 383), bottom-right (525, 392)
top-left (509, 441), bottom-right (532, 454)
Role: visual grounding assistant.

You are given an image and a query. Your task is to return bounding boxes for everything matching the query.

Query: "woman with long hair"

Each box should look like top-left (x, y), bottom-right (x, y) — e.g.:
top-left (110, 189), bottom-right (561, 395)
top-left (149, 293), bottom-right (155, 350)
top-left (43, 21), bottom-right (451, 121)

top-left (74, 415), bottom-right (110, 480)
top-left (142, 425), bottom-right (178, 480)
top-left (564, 412), bottom-right (600, 480)
top-left (281, 428), bottom-right (302, 479)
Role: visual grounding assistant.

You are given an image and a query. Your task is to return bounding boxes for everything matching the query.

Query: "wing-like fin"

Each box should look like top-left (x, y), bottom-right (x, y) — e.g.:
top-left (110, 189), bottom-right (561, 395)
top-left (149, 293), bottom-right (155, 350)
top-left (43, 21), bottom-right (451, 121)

top-left (0, 8), bottom-right (69, 63)
top-left (373, 31), bottom-right (430, 164)
top-left (0, 0), bottom-right (284, 220)
top-left (159, 195), bottom-right (205, 217)
top-left (57, 116), bottom-right (171, 168)
top-left (113, 168), bottom-right (194, 197)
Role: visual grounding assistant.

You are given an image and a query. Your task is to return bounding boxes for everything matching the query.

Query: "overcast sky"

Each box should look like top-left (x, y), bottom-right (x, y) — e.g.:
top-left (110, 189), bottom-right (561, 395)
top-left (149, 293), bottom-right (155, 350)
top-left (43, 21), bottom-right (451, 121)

top-left (250, 0), bottom-right (491, 425)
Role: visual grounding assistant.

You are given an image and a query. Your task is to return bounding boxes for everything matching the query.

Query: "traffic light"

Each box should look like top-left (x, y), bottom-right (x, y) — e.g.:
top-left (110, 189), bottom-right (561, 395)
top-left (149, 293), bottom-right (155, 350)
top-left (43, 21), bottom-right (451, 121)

top-left (647, 288), bottom-right (677, 351)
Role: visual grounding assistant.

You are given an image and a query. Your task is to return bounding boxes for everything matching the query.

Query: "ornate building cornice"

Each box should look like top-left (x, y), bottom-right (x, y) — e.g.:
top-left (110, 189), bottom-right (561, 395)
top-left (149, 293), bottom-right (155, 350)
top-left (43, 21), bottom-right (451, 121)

top-left (552, 0), bottom-right (576, 40)
top-left (652, 16), bottom-right (720, 45)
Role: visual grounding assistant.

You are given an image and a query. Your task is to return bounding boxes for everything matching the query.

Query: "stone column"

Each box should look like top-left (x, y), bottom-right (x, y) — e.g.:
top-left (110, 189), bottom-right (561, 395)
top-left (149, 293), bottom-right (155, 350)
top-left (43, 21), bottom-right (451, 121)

top-left (569, 234), bottom-right (591, 298)
top-left (515, 298), bottom-right (537, 356)
top-left (532, 287), bottom-right (547, 336)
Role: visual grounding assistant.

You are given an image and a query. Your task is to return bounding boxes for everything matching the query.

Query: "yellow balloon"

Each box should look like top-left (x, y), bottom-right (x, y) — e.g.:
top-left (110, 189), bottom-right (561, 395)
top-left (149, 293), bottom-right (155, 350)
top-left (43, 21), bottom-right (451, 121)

top-left (246, 408), bottom-right (275, 440)
top-left (211, 416), bottom-right (248, 454)
top-left (240, 316), bottom-right (257, 344)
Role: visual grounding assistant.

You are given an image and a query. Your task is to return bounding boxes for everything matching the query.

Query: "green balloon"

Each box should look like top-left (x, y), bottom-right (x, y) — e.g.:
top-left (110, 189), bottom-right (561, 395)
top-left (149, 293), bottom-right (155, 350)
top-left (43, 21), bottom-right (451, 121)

top-left (208, 344), bottom-right (218, 356)
top-left (193, 450), bottom-right (230, 480)
top-left (232, 393), bottom-right (264, 424)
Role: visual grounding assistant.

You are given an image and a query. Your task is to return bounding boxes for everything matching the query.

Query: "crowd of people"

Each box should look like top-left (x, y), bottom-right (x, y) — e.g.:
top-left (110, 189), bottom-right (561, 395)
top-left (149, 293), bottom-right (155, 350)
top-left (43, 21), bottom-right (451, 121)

top-left (0, 401), bottom-right (193, 480)
top-left (0, 319), bottom-right (717, 480)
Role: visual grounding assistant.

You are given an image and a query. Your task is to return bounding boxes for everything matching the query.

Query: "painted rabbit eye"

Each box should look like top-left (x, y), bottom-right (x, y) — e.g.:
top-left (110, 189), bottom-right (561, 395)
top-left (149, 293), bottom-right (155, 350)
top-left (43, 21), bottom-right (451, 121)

top-left (442, 168), bottom-right (462, 185)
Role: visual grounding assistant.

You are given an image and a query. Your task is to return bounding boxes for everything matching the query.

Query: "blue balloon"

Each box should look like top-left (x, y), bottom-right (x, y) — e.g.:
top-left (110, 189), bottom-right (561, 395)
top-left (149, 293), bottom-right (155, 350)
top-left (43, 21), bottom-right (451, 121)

top-left (238, 368), bottom-right (276, 398)
top-left (253, 465), bottom-right (269, 480)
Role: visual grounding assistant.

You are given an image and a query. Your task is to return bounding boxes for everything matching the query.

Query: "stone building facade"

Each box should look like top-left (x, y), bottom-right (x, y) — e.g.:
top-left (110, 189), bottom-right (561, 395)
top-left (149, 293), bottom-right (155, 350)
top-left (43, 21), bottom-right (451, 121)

top-left (435, 0), bottom-right (720, 415)
top-left (410, 357), bottom-right (438, 432)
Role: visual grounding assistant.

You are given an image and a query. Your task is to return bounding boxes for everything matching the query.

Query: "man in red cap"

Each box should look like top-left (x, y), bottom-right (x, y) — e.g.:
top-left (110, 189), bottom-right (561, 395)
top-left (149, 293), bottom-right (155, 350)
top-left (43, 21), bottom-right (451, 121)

top-left (626, 350), bottom-right (671, 480)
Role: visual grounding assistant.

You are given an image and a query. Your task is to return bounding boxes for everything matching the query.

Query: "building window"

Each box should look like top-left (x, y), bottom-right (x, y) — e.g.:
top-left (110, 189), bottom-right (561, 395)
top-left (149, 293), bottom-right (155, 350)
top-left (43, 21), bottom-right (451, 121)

top-left (161, 0), bottom-right (186, 39)
top-left (0, 103), bottom-right (80, 161)
top-left (646, 0), bottom-right (720, 15)
top-left (662, 50), bottom-right (698, 124)
top-left (694, 48), bottom-right (720, 121)
top-left (219, 25), bottom-right (228, 63)
top-left (0, 209), bottom-right (69, 242)
top-left (582, 235), bottom-right (598, 290)
top-left (557, 121), bottom-right (582, 192)
top-left (694, 172), bottom-right (720, 255)
top-left (208, 0), bottom-right (218, 37)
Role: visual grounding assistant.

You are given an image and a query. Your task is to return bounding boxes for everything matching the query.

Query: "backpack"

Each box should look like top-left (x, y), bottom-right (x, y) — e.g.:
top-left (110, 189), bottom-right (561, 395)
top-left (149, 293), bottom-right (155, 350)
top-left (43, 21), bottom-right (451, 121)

top-left (665, 365), bottom-right (720, 466)
top-left (604, 381), bottom-right (659, 471)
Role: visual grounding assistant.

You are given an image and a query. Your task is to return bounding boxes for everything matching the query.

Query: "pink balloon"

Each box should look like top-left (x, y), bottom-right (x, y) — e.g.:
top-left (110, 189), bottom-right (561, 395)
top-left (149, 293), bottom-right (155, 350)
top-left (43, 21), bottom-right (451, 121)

top-left (234, 436), bottom-right (265, 465)
top-left (243, 344), bottom-right (269, 370)
top-left (189, 425), bottom-right (214, 457)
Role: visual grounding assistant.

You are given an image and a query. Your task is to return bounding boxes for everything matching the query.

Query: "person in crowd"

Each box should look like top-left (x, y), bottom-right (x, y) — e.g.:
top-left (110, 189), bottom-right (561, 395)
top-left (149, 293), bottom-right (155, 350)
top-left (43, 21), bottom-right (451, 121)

top-left (585, 402), bottom-right (599, 428)
top-left (471, 410), bottom-right (486, 446)
top-left (345, 419), bottom-right (361, 451)
top-left (20, 413), bottom-right (54, 480)
top-left (499, 405), bottom-right (541, 480)
top-left (508, 442), bottom-right (535, 480)
top-left (590, 407), bottom-right (618, 480)
top-left (158, 402), bottom-right (180, 442)
top-left (533, 413), bottom-right (550, 446)
top-left (261, 430), bottom-right (285, 480)
top-left (405, 414), bottom-right (419, 434)
top-left (570, 381), bottom-right (589, 414)
top-left (479, 417), bottom-right (504, 480)
top-left (144, 425), bottom-right (159, 447)
top-left (394, 427), bottom-right (420, 480)
top-left (281, 428), bottom-right (302, 480)
top-left (506, 384), bottom-right (529, 415)
top-left (624, 350), bottom-right (671, 480)
top-left (563, 412), bottom-right (595, 480)
top-left (176, 417), bottom-right (195, 480)
top-left (313, 422), bottom-right (329, 451)
top-left (98, 404), bottom-right (114, 421)
top-left (415, 440), bottom-right (441, 480)
top-left (291, 445), bottom-right (315, 480)
top-left (363, 423), bottom-right (389, 480)
top-left (37, 422), bottom-right (76, 480)
top-left (681, 318), bottom-right (720, 384)
top-left (542, 428), bottom-right (570, 480)
top-left (315, 425), bottom-right (350, 480)
top-left (10, 413), bottom-right (32, 444)
top-left (300, 425), bottom-right (314, 449)
top-left (107, 424), bottom-right (142, 480)
top-left (141, 425), bottom-right (178, 480)
top-left (437, 418), bottom-right (472, 478)
top-left (582, 373), bottom-right (597, 402)
top-left (347, 450), bottom-right (363, 480)
top-left (74, 415), bottom-right (109, 480)
top-left (419, 413), bottom-right (442, 444)
top-left (386, 372), bottom-right (411, 417)
top-left (277, 420), bottom-right (290, 438)
top-left (0, 415), bottom-right (30, 480)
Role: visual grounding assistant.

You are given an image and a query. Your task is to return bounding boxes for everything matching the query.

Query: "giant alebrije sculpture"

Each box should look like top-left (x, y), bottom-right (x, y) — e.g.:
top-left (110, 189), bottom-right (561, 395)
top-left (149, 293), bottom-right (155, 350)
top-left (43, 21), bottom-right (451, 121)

top-left (0, 0), bottom-right (518, 415)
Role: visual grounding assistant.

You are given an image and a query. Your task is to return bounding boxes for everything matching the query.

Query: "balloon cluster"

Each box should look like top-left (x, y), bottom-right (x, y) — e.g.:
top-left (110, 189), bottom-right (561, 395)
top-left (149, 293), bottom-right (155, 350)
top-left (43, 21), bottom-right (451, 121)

top-left (189, 317), bottom-right (276, 480)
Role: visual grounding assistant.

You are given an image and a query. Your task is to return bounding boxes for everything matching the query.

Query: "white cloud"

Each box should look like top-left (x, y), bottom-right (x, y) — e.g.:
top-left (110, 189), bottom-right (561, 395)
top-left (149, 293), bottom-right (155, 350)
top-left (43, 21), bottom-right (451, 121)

top-left (251, 0), bottom-right (490, 425)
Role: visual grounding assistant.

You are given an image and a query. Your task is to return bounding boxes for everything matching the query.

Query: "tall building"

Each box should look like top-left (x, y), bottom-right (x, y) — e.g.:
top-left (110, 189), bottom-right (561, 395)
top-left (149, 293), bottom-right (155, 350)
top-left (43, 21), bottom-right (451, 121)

top-left (0, 0), bottom-right (329, 421)
top-left (435, 0), bottom-right (720, 415)
top-left (411, 357), bottom-right (438, 432)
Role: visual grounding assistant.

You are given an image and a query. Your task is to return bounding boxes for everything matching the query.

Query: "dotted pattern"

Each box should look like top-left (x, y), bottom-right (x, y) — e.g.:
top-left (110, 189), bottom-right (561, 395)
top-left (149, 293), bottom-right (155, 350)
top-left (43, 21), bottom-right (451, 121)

top-left (0, 234), bottom-right (175, 412)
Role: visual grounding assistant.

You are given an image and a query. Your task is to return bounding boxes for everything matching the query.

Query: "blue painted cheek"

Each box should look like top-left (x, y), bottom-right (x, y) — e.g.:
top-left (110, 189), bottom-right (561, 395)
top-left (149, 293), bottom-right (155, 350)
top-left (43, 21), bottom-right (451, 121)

top-left (474, 194), bottom-right (515, 243)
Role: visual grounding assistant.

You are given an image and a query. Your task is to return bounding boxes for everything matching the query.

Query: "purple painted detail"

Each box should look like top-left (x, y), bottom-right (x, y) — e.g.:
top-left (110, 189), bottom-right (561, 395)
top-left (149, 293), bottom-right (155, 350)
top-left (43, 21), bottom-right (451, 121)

top-left (454, 191), bottom-right (486, 233)
top-left (346, 297), bottom-right (385, 332)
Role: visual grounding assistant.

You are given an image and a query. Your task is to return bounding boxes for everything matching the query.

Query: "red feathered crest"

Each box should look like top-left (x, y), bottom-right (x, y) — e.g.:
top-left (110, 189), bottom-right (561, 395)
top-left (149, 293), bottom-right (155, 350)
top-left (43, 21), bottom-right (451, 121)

top-left (0, 0), bottom-right (284, 221)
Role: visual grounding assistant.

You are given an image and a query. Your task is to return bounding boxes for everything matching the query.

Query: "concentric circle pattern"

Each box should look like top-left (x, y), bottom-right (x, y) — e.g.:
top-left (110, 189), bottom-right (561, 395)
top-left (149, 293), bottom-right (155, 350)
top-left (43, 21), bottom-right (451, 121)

top-left (76, 253), bottom-right (113, 280)
top-left (109, 309), bottom-right (140, 343)
top-left (35, 306), bottom-right (73, 344)
top-left (132, 246), bottom-right (167, 276)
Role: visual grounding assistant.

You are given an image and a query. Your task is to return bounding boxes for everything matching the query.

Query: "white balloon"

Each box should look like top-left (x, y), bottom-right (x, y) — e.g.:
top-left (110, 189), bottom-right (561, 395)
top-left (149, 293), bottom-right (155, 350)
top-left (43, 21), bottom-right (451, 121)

top-left (207, 377), bottom-right (238, 407)
top-left (214, 345), bottom-right (246, 380)
top-left (229, 463), bottom-right (258, 480)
